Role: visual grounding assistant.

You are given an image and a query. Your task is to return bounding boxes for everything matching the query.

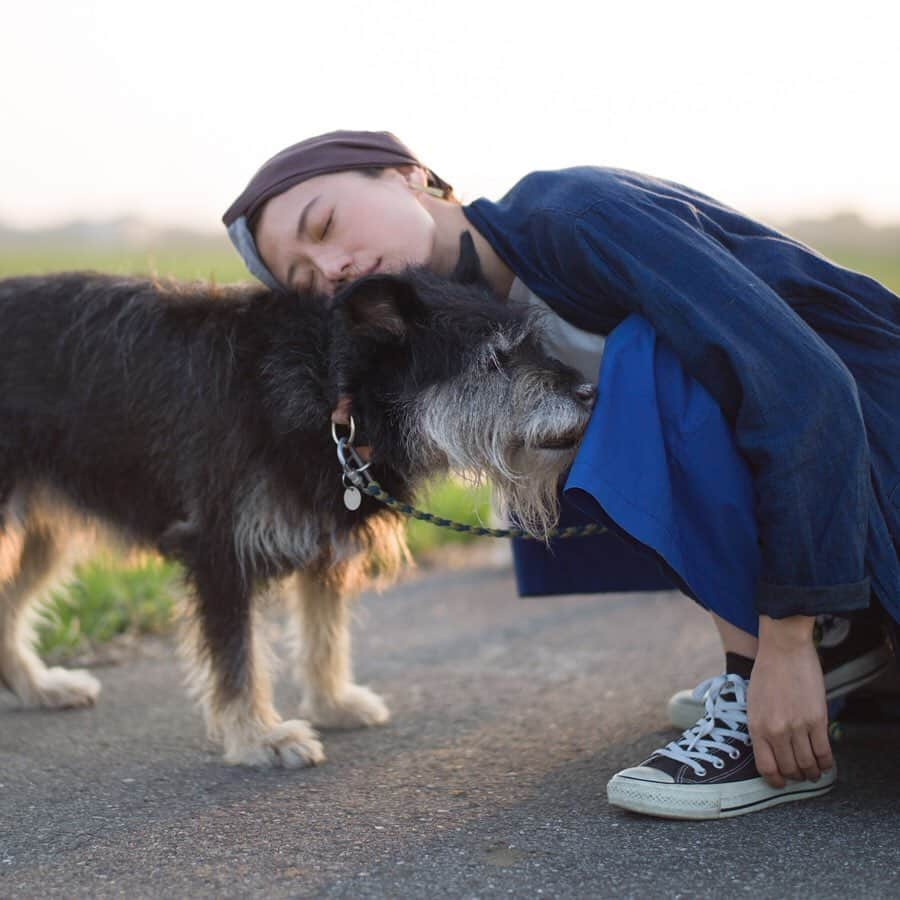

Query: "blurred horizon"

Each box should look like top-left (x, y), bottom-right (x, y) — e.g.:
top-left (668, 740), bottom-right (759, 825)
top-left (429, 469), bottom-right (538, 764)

top-left (1, 204), bottom-right (899, 239)
top-left (2, 206), bottom-right (897, 251)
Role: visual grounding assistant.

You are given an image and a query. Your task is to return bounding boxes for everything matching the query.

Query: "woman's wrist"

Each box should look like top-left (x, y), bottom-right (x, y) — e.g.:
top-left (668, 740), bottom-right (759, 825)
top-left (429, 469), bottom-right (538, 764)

top-left (758, 614), bottom-right (816, 651)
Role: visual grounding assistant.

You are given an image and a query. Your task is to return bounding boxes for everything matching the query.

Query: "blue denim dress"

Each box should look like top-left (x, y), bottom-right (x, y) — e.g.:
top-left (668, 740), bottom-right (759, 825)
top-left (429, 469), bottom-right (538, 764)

top-left (463, 167), bottom-right (900, 625)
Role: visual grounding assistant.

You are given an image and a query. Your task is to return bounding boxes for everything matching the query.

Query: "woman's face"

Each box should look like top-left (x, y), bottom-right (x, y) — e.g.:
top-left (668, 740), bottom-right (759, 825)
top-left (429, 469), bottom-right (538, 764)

top-left (253, 167), bottom-right (437, 297)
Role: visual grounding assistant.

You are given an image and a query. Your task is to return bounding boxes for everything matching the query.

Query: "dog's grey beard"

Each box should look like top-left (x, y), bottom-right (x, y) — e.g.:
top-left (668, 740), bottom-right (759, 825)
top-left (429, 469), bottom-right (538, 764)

top-left (409, 368), bottom-right (586, 541)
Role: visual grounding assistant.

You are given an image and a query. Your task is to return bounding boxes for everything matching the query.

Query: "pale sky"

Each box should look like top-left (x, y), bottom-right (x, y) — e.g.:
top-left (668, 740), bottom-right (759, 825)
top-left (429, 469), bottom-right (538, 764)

top-left (2, 0), bottom-right (898, 232)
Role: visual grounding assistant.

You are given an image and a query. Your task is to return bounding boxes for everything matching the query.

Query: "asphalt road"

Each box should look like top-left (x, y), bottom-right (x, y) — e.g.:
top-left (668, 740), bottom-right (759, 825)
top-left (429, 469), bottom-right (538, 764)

top-left (2, 556), bottom-right (899, 898)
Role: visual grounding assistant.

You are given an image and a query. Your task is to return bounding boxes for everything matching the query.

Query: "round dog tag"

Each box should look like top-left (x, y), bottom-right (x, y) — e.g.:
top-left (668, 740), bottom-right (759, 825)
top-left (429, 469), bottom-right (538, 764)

top-left (343, 486), bottom-right (362, 511)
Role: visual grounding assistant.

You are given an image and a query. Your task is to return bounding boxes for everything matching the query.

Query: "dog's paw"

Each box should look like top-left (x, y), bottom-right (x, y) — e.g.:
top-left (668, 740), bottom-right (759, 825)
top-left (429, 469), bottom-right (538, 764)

top-left (225, 719), bottom-right (325, 769)
top-left (22, 667), bottom-right (101, 709)
top-left (300, 683), bottom-right (390, 729)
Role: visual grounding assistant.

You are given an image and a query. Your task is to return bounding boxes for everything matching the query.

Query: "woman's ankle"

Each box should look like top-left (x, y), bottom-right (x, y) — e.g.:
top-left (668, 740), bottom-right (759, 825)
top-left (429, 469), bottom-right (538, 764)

top-left (712, 612), bottom-right (759, 659)
top-left (724, 651), bottom-right (754, 680)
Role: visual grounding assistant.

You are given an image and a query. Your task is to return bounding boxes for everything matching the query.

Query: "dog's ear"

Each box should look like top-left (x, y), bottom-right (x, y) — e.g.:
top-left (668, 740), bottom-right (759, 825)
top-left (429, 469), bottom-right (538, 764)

top-left (451, 231), bottom-right (487, 286)
top-left (335, 275), bottom-right (425, 342)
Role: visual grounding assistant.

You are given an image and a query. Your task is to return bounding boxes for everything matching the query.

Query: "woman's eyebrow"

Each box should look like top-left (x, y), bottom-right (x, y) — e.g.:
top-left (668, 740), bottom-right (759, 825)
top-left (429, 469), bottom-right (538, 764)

top-left (285, 194), bottom-right (321, 288)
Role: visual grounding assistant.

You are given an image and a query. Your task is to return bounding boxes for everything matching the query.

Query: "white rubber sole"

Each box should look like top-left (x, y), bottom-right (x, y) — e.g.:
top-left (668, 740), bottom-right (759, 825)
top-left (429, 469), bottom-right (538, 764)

top-left (607, 765), bottom-right (837, 820)
top-left (668, 643), bottom-right (895, 731)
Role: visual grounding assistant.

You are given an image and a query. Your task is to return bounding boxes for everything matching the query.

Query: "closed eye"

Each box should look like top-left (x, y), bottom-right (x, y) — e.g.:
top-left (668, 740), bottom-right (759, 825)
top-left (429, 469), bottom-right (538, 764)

top-left (307, 213), bottom-right (334, 292)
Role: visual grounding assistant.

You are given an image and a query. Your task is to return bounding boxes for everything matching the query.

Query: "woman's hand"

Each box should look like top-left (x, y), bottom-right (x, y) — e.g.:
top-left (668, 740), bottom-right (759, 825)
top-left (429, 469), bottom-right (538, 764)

top-left (747, 615), bottom-right (834, 788)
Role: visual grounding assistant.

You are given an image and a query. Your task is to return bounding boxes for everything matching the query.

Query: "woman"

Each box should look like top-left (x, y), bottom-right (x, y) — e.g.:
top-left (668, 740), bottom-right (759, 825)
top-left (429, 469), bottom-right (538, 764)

top-left (223, 130), bottom-right (900, 819)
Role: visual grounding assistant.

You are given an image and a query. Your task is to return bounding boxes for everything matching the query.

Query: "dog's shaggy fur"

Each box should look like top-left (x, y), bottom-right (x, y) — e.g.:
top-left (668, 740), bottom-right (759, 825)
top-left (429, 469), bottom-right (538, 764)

top-left (0, 261), bottom-right (594, 767)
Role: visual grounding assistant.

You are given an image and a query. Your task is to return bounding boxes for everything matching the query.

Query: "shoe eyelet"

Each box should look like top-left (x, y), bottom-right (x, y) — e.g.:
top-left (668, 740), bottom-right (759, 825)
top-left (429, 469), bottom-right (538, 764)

top-left (695, 767), bottom-right (707, 776)
top-left (728, 749), bottom-right (740, 760)
top-left (713, 759), bottom-right (725, 770)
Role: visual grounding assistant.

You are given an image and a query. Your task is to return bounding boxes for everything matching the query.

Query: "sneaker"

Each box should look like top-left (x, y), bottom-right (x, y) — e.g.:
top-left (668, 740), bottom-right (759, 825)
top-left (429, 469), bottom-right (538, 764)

top-left (668, 612), bottom-right (895, 731)
top-left (608, 673), bottom-right (836, 819)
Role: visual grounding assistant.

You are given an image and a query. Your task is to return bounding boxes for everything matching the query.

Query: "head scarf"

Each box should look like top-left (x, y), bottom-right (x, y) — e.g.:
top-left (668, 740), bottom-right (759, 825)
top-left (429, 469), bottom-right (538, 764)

top-left (222, 129), bottom-right (452, 289)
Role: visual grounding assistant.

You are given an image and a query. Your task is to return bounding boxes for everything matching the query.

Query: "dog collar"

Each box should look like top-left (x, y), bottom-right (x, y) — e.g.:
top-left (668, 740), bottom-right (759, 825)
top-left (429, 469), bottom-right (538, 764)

top-left (331, 395), bottom-right (371, 461)
top-left (333, 416), bottom-right (373, 511)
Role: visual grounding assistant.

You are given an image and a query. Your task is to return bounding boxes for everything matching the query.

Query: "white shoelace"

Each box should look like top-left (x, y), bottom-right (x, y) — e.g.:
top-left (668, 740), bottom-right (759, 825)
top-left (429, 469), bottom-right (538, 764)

top-left (655, 673), bottom-right (751, 777)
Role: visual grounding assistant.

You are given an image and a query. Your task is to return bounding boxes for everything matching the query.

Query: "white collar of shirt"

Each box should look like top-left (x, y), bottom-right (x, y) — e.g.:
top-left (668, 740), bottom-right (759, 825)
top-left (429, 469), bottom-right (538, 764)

top-left (507, 277), bottom-right (606, 385)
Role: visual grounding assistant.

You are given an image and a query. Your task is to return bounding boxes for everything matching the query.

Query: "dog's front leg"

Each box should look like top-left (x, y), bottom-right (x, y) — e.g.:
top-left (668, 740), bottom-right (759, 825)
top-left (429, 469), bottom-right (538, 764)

top-left (292, 565), bottom-right (389, 729)
top-left (181, 556), bottom-right (324, 768)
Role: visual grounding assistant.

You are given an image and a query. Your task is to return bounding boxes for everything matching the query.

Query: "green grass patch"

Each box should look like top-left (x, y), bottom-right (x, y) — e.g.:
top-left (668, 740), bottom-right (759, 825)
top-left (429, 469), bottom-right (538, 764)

top-left (818, 248), bottom-right (900, 294)
top-left (36, 553), bottom-right (182, 661)
top-left (404, 476), bottom-right (495, 556)
top-left (0, 245), bottom-right (248, 282)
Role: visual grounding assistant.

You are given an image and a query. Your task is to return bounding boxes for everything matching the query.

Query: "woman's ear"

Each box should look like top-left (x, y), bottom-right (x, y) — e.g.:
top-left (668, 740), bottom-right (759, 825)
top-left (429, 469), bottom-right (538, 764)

top-left (396, 163), bottom-right (429, 191)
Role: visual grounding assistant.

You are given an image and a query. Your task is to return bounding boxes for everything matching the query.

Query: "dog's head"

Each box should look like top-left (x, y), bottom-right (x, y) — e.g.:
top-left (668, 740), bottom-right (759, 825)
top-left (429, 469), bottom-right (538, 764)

top-left (330, 238), bottom-right (596, 539)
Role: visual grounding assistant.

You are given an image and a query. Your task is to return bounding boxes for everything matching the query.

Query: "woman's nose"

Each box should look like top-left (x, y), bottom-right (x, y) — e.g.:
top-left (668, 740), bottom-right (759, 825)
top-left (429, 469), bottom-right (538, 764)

top-left (316, 249), bottom-right (354, 287)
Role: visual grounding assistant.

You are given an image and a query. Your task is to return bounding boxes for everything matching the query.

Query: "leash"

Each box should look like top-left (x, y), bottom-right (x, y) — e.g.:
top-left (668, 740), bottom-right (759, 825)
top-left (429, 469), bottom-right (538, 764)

top-left (333, 418), bottom-right (607, 541)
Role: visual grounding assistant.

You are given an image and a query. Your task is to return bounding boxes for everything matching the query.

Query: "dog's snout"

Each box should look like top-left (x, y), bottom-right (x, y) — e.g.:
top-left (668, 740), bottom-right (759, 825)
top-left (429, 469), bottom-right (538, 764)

top-left (575, 383), bottom-right (596, 404)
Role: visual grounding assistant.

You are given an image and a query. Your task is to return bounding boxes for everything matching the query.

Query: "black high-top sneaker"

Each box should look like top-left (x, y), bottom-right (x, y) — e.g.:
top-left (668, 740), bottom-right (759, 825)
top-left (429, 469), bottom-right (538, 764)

top-left (608, 673), bottom-right (836, 820)
top-left (668, 610), bottom-right (894, 731)
top-left (814, 608), bottom-right (895, 694)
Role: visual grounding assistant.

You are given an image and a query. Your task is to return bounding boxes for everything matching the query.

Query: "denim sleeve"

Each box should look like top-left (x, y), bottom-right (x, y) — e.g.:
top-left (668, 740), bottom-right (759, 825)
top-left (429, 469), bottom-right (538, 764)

top-left (539, 197), bottom-right (872, 618)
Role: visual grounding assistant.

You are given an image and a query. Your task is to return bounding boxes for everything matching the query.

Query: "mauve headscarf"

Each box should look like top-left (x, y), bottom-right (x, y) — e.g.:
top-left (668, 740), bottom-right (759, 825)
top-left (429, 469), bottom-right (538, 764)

top-left (222, 130), bottom-right (452, 289)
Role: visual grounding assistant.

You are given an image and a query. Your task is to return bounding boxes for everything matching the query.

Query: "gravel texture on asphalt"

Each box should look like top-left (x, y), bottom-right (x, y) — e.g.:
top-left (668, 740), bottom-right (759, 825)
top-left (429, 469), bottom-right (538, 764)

top-left (2, 560), bottom-right (898, 898)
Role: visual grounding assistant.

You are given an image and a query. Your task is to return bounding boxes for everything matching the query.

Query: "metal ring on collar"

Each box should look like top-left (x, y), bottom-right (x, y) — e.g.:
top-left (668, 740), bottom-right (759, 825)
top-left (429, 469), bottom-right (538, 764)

top-left (331, 415), bottom-right (356, 446)
top-left (335, 436), bottom-right (373, 488)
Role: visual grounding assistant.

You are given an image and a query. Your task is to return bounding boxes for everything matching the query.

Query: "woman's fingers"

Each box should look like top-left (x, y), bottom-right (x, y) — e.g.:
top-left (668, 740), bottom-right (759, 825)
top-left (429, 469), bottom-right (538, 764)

top-left (790, 731), bottom-right (822, 782)
top-left (752, 738), bottom-right (785, 789)
top-left (756, 725), bottom-right (831, 787)
top-left (810, 721), bottom-right (835, 773)
top-left (769, 731), bottom-right (803, 782)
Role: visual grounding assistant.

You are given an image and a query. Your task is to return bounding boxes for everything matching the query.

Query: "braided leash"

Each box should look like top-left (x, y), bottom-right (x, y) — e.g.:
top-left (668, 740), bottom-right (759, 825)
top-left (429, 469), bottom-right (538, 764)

top-left (333, 419), bottom-right (607, 541)
top-left (360, 479), bottom-right (607, 540)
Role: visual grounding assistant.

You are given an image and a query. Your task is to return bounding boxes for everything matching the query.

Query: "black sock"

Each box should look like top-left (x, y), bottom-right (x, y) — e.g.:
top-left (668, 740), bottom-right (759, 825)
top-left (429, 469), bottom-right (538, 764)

top-left (725, 652), bottom-right (754, 680)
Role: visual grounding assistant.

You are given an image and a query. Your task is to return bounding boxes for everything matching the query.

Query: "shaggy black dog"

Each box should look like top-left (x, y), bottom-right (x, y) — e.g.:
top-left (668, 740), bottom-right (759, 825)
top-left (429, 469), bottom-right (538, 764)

top-left (0, 260), bottom-right (594, 767)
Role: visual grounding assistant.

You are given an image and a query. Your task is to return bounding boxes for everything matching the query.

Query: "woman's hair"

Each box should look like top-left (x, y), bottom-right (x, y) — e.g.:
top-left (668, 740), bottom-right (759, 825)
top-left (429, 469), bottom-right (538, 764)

top-left (356, 165), bottom-right (460, 203)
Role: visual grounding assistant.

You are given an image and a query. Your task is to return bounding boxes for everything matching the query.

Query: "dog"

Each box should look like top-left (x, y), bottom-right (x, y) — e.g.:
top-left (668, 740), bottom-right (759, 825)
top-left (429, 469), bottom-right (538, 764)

top-left (0, 246), bottom-right (595, 767)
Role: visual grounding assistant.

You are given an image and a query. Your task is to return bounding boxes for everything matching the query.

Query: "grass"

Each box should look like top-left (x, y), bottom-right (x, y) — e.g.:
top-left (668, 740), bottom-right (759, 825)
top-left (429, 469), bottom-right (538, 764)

top-left (0, 246), bottom-right (249, 282)
top-left (38, 553), bottom-right (183, 661)
top-left (815, 248), bottom-right (900, 293)
top-left (5, 240), bottom-right (897, 658)
top-left (404, 475), bottom-right (495, 553)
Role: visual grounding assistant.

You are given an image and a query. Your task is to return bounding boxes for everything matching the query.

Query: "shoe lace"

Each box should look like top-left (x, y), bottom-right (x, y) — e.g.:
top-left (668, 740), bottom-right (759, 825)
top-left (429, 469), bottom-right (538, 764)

top-left (656, 673), bottom-right (751, 777)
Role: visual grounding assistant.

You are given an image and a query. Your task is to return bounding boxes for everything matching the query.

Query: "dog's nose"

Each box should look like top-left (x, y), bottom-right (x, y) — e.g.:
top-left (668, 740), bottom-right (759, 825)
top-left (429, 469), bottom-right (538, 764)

top-left (575, 383), bottom-right (596, 403)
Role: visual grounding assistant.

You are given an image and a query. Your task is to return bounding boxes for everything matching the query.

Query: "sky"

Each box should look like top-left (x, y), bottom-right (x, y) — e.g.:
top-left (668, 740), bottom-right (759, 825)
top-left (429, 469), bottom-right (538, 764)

top-left (2, 0), bottom-right (898, 233)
